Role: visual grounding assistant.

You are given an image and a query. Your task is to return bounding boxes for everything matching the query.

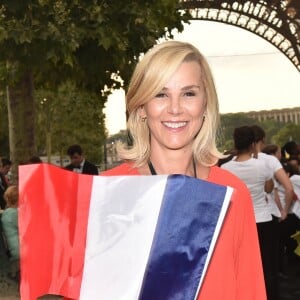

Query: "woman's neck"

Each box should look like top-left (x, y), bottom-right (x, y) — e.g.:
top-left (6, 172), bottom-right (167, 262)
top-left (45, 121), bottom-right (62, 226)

top-left (139, 148), bottom-right (210, 180)
top-left (234, 152), bottom-right (252, 162)
top-left (150, 145), bottom-right (191, 172)
top-left (149, 156), bottom-right (196, 177)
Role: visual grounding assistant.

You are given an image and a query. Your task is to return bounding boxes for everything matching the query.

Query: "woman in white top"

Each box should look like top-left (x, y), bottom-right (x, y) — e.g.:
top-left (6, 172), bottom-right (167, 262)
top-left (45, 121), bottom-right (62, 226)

top-left (221, 126), bottom-right (278, 300)
top-left (276, 162), bottom-right (300, 272)
top-left (221, 127), bottom-right (273, 222)
top-left (251, 125), bottom-right (294, 221)
top-left (261, 144), bottom-right (283, 219)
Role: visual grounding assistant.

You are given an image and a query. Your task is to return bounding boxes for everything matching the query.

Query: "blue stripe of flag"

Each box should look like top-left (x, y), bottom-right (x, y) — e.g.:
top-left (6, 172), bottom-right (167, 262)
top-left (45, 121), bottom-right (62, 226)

top-left (138, 174), bottom-right (228, 300)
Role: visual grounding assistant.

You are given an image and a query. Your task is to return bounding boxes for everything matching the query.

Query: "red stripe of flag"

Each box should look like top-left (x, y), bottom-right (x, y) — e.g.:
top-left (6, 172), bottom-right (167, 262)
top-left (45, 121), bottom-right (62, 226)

top-left (19, 164), bottom-right (93, 300)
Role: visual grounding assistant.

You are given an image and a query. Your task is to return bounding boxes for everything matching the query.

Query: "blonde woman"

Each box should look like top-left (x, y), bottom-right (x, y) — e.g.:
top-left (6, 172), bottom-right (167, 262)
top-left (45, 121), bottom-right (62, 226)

top-left (103, 41), bottom-right (266, 299)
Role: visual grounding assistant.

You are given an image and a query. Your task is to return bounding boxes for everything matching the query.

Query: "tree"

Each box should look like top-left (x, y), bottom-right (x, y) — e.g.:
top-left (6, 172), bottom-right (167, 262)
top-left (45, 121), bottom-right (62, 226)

top-left (35, 82), bottom-right (106, 165)
top-left (272, 123), bottom-right (300, 146)
top-left (255, 119), bottom-right (284, 144)
top-left (0, 89), bottom-right (9, 156)
top-left (0, 1), bottom-right (189, 175)
top-left (218, 112), bottom-right (300, 153)
top-left (219, 113), bottom-right (255, 151)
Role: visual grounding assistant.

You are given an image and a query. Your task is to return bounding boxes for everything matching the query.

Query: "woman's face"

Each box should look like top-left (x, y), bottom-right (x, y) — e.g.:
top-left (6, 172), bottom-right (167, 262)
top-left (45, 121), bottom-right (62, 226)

top-left (140, 61), bottom-right (206, 153)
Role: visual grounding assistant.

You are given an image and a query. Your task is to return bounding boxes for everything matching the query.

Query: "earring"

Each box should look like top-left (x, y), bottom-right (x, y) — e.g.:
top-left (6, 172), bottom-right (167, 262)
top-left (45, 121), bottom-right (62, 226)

top-left (140, 116), bottom-right (147, 122)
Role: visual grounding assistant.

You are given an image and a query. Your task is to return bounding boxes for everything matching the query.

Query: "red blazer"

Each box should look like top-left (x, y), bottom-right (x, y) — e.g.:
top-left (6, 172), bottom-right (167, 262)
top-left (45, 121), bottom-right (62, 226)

top-left (102, 163), bottom-right (267, 300)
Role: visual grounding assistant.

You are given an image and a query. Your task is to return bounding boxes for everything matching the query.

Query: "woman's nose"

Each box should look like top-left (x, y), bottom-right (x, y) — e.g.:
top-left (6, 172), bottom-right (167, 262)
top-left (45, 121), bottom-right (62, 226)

top-left (167, 96), bottom-right (183, 114)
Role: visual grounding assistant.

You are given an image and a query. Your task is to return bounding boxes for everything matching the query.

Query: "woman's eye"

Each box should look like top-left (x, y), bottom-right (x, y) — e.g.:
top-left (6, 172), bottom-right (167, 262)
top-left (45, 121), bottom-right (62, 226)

top-left (184, 91), bottom-right (196, 97)
top-left (155, 92), bottom-right (167, 98)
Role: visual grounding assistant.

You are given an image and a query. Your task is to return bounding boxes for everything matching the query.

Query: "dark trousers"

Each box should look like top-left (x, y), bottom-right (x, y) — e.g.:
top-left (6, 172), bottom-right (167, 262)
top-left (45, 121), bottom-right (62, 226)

top-left (257, 218), bottom-right (279, 300)
top-left (278, 213), bottom-right (300, 272)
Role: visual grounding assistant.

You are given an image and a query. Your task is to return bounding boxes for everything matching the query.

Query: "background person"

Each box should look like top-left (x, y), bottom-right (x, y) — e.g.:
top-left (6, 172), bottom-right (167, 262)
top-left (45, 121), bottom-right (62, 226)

top-left (1, 185), bottom-right (20, 280)
top-left (65, 144), bottom-right (98, 175)
top-left (221, 126), bottom-right (278, 300)
top-left (276, 162), bottom-right (300, 274)
top-left (251, 125), bottom-right (294, 222)
top-left (262, 144), bottom-right (284, 220)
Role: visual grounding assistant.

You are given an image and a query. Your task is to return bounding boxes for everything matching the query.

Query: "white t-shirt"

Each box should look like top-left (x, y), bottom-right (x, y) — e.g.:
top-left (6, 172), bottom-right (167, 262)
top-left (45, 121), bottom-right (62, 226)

top-left (266, 180), bottom-right (281, 218)
top-left (257, 152), bottom-right (283, 218)
top-left (291, 175), bottom-right (300, 218)
top-left (257, 152), bottom-right (282, 174)
top-left (291, 174), bottom-right (300, 199)
top-left (276, 174), bottom-right (300, 217)
top-left (221, 157), bottom-right (273, 223)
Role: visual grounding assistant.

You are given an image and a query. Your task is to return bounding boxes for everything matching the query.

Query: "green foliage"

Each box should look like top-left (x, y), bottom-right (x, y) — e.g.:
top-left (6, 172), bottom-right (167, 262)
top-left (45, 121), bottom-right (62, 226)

top-left (0, 0), bottom-right (189, 165)
top-left (0, 0), bottom-right (189, 91)
top-left (218, 113), bottom-right (299, 153)
top-left (272, 123), bottom-right (300, 146)
top-left (107, 130), bottom-right (129, 144)
top-left (35, 82), bottom-right (106, 164)
top-left (1, 1), bottom-right (296, 169)
top-left (255, 119), bottom-right (284, 144)
top-left (0, 90), bottom-right (9, 156)
top-left (218, 113), bottom-right (255, 151)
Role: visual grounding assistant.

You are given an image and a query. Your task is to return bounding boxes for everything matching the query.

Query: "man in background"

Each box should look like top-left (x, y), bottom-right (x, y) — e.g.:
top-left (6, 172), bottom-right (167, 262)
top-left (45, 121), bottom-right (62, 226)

top-left (65, 144), bottom-right (98, 175)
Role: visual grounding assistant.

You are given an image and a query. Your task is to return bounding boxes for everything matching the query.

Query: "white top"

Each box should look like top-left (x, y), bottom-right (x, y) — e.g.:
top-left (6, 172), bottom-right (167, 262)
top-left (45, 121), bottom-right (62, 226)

top-left (266, 180), bottom-right (281, 218)
top-left (257, 152), bottom-right (282, 174)
top-left (291, 175), bottom-right (300, 200)
top-left (257, 152), bottom-right (283, 218)
top-left (277, 175), bottom-right (300, 213)
top-left (289, 175), bottom-right (300, 218)
top-left (221, 157), bottom-right (273, 223)
top-left (276, 174), bottom-right (300, 215)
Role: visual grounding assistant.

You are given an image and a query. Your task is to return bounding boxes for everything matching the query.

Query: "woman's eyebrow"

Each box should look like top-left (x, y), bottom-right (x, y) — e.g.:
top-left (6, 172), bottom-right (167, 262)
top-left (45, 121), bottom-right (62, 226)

top-left (181, 85), bottom-right (201, 90)
top-left (159, 85), bottom-right (201, 92)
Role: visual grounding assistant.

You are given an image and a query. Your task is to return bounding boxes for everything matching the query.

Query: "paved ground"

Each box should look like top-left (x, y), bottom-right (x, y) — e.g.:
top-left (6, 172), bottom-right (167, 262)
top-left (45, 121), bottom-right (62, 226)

top-left (1, 236), bottom-right (299, 299)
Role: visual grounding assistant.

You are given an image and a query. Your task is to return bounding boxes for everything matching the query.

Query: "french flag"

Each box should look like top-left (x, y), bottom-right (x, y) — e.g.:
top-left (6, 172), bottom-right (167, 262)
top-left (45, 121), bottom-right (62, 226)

top-left (18, 163), bottom-right (232, 300)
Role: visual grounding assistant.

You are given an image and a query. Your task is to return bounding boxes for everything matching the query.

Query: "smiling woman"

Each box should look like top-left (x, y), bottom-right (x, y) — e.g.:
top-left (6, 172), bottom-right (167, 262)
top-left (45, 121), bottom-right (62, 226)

top-left (138, 61), bottom-right (206, 163)
top-left (116, 41), bottom-right (221, 172)
top-left (102, 40), bottom-right (268, 300)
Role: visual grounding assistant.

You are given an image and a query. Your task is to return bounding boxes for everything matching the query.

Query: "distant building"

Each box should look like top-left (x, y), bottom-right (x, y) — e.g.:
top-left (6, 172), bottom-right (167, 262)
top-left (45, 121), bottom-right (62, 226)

top-left (245, 107), bottom-right (300, 124)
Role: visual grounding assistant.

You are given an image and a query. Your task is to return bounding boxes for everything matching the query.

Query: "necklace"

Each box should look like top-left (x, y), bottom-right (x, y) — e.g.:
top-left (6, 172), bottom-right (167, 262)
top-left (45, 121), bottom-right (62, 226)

top-left (148, 158), bottom-right (198, 178)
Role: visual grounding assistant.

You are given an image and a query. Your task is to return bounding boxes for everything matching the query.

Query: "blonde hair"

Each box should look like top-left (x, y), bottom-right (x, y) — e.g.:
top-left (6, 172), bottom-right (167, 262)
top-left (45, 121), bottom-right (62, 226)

top-left (118, 40), bottom-right (222, 167)
top-left (4, 185), bottom-right (18, 207)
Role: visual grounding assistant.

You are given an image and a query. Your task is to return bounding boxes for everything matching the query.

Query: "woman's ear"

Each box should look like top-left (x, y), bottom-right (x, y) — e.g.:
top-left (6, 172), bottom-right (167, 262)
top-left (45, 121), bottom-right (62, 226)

top-left (138, 105), bottom-right (146, 119)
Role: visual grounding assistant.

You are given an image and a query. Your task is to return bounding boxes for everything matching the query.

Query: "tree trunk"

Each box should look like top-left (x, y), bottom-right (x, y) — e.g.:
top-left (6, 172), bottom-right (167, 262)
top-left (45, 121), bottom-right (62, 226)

top-left (46, 131), bottom-right (51, 163)
top-left (6, 68), bottom-right (35, 182)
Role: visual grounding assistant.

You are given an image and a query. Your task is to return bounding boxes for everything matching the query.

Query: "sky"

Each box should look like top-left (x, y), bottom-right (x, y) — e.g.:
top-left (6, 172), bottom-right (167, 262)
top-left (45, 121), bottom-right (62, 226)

top-left (104, 20), bottom-right (300, 135)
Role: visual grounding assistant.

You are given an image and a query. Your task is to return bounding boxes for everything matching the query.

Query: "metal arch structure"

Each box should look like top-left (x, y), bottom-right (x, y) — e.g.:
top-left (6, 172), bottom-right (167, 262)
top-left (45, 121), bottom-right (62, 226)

top-left (180, 0), bottom-right (300, 72)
